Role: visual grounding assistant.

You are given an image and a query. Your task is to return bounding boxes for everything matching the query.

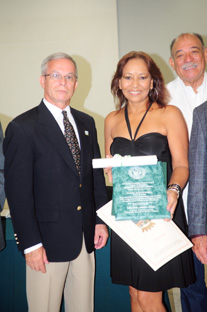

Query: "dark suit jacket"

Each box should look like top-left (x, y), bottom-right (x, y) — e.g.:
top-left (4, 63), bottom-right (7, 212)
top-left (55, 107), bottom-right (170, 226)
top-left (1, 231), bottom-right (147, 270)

top-left (188, 101), bottom-right (207, 237)
top-left (3, 101), bottom-right (107, 262)
top-left (0, 122), bottom-right (5, 251)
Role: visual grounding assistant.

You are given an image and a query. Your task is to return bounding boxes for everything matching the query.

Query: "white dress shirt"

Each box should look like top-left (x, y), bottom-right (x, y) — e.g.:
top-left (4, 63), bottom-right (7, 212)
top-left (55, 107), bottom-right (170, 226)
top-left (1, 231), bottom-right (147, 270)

top-left (44, 98), bottom-right (81, 147)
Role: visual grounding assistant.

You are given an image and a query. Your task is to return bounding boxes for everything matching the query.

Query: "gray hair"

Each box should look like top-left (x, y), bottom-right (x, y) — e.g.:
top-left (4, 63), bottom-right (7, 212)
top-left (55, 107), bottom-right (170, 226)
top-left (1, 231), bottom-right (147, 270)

top-left (170, 33), bottom-right (205, 57)
top-left (41, 52), bottom-right (78, 77)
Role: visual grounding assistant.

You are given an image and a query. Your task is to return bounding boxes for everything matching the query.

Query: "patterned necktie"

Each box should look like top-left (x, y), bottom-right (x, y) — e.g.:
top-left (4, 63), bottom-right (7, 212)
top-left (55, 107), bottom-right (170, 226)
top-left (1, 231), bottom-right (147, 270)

top-left (62, 110), bottom-right (81, 176)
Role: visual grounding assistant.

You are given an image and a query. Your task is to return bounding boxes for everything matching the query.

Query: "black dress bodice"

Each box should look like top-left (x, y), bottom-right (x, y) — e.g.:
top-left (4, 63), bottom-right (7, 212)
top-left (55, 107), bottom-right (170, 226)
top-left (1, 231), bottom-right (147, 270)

top-left (110, 132), bottom-right (171, 163)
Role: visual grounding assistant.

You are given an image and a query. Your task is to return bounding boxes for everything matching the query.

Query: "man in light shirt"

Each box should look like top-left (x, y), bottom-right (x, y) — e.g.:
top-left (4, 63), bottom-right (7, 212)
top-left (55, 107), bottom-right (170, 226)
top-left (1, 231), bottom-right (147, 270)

top-left (3, 52), bottom-right (108, 312)
top-left (167, 32), bottom-right (207, 312)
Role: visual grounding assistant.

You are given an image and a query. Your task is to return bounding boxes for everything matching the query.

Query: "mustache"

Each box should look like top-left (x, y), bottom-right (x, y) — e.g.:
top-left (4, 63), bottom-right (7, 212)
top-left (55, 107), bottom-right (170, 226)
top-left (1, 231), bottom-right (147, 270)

top-left (182, 62), bottom-right (198, 70)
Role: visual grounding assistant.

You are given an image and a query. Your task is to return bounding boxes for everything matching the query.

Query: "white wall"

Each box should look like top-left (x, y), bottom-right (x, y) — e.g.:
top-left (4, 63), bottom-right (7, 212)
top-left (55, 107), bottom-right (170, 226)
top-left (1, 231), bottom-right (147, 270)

top-left (117, 0), bottom-right (207, 83)
top-left (0, 0), bottom-right (119, 157)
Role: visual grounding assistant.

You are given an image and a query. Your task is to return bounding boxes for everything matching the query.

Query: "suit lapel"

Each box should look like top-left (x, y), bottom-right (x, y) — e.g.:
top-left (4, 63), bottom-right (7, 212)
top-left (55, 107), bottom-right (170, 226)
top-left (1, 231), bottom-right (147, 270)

top-left (37, 101), bottom-right (78, 176)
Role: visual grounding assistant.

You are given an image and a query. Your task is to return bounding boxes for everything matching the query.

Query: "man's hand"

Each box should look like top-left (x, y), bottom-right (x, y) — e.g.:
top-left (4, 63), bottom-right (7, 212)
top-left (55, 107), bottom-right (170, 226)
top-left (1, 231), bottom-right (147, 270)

top-left (192, 235), bottom-right (207, 264)
top-left (94, 224), bottom-right (109, 249)
top-left (25, 246), bottom-right (49, 273)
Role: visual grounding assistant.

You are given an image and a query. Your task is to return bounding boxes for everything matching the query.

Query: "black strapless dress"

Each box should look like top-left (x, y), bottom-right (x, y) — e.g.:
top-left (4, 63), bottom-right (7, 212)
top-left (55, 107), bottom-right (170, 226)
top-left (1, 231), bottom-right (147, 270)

top-left (109, 105), bottom-right (195, 291)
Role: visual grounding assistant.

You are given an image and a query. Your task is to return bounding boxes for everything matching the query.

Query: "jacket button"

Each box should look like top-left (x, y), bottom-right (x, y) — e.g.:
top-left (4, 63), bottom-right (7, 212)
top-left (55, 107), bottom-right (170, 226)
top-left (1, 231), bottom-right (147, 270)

top-left (16, 242), bottom-right (19, 245)
top-left (77, 206), bottom-right (82, 211)
top-left (79, 184), bottom-right (82, 188)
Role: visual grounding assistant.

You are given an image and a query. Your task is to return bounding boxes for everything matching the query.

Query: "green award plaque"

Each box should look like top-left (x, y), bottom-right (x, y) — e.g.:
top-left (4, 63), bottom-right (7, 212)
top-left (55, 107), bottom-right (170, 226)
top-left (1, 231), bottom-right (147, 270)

top-left (112, 162), bottom-right (170, 221)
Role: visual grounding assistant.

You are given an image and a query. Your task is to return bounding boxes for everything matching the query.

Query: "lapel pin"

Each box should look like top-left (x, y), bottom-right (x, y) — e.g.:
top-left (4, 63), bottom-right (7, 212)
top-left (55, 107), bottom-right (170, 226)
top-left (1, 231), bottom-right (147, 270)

top-left (85, 130), bottom-right (89, 136)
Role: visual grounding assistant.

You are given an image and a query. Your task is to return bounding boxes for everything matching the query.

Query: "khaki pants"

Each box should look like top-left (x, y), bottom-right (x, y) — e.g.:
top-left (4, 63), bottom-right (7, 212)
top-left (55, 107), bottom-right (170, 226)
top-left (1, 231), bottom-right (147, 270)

top-left (26, 238), bottom-right (95, 312)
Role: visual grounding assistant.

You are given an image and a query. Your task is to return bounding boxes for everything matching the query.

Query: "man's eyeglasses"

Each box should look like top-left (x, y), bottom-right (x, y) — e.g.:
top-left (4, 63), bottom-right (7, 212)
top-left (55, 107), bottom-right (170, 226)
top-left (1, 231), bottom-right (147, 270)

top-left (44, 73), bottom-right (77, 82)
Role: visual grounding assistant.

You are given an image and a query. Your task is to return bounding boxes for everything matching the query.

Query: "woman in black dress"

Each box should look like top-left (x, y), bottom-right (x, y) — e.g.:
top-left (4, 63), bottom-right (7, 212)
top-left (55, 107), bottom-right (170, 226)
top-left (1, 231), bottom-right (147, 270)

top-left (104, 51), bottom-right (195, 312)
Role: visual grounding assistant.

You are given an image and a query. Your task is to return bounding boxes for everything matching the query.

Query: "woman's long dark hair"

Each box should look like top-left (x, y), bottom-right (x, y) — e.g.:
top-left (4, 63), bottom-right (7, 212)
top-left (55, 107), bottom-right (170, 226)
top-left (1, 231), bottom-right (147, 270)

top-left (111, 51), bottom-right (170, 110)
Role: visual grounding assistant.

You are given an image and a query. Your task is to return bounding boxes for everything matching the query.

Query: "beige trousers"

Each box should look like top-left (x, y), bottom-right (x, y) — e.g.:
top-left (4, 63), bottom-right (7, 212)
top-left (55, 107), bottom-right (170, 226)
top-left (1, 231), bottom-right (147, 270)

top-left (26, 237), bottom-right (95, 312)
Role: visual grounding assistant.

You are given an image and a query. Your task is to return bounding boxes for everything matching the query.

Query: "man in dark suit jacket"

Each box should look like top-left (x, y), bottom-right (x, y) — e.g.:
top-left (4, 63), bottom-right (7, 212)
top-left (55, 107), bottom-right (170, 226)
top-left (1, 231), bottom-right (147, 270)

top-left (0, 122), bottom-right (5, 251)
top-left (188, 101), bottom-right (207, 265)
top-left (3, 52), bottom-right (108, 312)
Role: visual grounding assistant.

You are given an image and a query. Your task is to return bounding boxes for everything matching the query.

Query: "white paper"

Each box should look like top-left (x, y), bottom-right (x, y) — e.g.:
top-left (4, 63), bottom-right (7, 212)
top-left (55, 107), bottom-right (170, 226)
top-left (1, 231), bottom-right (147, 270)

top-left (97, 201), bottom-right (193, 271)
top-left (92, 155), bottom-right (157, 168)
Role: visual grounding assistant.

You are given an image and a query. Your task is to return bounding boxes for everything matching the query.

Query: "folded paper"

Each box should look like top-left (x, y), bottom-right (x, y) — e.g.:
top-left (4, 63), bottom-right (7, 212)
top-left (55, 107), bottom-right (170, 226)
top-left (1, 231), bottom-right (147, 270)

top-left (97, 201), bottom-right (193, 271)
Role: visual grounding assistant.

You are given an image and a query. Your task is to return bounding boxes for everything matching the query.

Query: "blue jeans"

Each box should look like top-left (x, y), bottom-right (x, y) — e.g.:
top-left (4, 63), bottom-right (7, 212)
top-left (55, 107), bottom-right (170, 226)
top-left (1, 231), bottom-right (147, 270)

top-left (181, 253), bottom-right (207, 312)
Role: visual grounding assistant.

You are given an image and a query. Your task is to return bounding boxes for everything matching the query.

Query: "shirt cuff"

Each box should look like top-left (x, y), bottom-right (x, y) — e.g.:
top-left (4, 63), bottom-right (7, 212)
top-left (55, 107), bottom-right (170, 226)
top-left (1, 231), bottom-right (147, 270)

top-left (24, 243), bottom-right (43, 254)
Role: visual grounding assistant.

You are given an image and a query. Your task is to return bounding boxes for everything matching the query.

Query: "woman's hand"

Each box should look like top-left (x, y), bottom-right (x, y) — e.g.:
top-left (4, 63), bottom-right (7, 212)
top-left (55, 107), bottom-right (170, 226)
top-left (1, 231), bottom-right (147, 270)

top-left (104, 155), bottom-right (113, 183)
top-left (166, 189), bottom-right (178, 219)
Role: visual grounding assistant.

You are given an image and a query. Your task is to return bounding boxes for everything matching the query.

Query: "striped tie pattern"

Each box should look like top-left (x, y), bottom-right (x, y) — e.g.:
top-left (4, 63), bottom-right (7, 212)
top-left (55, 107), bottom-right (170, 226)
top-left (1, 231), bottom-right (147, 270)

top-left (62, 110), bottom-right (81, 175)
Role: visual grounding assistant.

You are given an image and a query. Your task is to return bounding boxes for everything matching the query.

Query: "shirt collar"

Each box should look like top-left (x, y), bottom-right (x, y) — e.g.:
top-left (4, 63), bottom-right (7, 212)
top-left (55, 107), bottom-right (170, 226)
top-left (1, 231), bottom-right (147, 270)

top-left (177, 72), bottom-right (207, 93)
top-left (43, 98), bottom-right (71, 119)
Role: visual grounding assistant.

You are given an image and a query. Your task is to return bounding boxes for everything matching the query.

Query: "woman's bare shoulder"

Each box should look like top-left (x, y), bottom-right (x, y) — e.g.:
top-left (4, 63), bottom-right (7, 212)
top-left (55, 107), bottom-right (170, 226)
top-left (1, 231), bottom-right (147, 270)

top-left (105, 110), bottom-right (117, 119)
top-left (162, 105), bottom-right (185, 122)
top-left (105, 109), bottom-right (123, 124)
top-left (165, 104), bottom-right (182, 115)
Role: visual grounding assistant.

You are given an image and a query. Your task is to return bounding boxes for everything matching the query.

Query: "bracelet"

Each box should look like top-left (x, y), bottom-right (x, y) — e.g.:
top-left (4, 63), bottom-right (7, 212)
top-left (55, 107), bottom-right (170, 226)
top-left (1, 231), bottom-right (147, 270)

top-left (167, 187), bottom-right (179, 199)
top-left (167, 183), bottom-right (182, 194)
top-left (167, 183), bottom-right (182, 198)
